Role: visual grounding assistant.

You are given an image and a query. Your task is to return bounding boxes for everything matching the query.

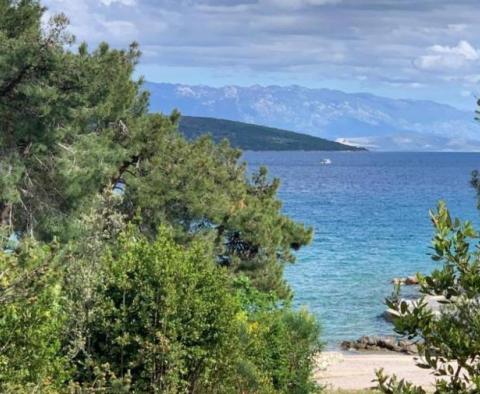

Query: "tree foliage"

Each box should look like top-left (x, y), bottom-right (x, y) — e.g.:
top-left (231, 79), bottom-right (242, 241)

top-left (0, 0), bottom-right (321, 392)
top-left (0, 0), bottom-right (311, 298)
top-left (0, 0), bottom-right (147, 240)
top-left (62, 227), bottom-right (321, 393)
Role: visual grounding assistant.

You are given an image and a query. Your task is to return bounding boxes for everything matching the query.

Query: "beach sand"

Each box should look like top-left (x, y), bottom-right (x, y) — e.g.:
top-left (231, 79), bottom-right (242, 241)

top-left (315, 351), bottom-right (436, 391)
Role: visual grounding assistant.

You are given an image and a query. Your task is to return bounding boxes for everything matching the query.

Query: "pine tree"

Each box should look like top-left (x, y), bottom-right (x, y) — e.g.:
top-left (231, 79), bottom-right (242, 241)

top-left (0, 0), bottom-right (311, 296)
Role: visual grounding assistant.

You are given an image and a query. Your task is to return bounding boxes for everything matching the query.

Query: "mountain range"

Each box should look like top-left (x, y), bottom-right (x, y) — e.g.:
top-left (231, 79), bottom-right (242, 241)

top-left (146, 82), bottom-right (480, 151)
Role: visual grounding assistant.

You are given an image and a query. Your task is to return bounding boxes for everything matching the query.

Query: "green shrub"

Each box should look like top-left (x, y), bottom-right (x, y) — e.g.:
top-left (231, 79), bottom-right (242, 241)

top-left (72, 226), bottom-right (240, 392)
top-left (235, 277), bottom-right (323, 393)
top-left (65, 227), bottom-right (323, 393)
top-left (0, 241), bottom-right (69, 392)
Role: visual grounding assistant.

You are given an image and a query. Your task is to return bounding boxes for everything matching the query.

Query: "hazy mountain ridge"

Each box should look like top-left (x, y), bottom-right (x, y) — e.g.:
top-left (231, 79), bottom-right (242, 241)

top-left (147, 82), bottom-right (480, 151)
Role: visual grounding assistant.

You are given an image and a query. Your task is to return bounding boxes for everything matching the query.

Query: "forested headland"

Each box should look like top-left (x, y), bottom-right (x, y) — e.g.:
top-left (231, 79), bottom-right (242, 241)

top-left (178, 116), bottom-right (365, 151)
top-left (0, 1), bottom-right (322, 392)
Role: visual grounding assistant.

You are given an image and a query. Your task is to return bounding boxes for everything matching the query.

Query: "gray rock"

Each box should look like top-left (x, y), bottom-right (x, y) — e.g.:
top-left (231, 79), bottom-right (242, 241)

top-left (391, 276), bottom-right (419, 286)
top-left (341, 335), bottom-right (418, 354)
top-left (383, 294), bottom-right (447, 322)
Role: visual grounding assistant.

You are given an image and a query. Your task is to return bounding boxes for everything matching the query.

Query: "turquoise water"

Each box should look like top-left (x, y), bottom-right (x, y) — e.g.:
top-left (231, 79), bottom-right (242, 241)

top-left (243, 151), bottom-right (480, 347)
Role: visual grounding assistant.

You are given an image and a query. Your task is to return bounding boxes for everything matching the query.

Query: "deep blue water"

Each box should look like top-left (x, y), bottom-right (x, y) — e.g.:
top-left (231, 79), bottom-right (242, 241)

top-left (243, 151), bottom-right (480, 347)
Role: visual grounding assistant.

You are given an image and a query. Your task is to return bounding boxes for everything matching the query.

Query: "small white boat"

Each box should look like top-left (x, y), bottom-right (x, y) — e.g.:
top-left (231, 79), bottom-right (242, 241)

top-left (320, 158), bottom-right (332, 165)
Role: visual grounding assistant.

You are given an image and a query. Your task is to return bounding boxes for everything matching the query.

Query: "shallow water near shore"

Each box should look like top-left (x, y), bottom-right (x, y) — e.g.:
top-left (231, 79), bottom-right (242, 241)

top-left (243, 151), bottom-right (480, 347)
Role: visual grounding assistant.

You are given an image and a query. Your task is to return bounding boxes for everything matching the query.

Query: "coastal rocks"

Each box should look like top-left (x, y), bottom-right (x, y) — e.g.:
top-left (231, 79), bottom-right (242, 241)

top-left (391, 276), bottom-right (419, 286)
top-left (383, 295), bottom-right (446, 322)
top-left (341, 335), bottom-right (418, 355)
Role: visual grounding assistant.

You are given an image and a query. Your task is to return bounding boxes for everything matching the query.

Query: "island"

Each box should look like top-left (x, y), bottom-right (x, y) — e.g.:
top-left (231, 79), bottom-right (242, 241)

top-left (179, 116), bottom-right (366, 151)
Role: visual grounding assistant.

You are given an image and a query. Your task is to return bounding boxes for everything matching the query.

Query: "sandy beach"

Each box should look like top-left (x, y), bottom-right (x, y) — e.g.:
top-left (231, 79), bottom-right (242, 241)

top-left (315, 352), bottom-right (436, 391)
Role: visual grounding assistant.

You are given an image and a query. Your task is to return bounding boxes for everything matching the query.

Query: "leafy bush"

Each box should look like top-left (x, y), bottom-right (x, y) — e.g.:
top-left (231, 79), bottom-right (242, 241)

top-left (0, 241), bottom-right (68, 392)
top-left (376, 369), bottom-right (426, 394)
top-left (70, 226), bottom-right (240, 392)
top-left (67, 228), bottom-right (322, 393)
top-left (378, 201), bottom-right (480, 393)
top-left (235, 277), bottom-right (322, 393)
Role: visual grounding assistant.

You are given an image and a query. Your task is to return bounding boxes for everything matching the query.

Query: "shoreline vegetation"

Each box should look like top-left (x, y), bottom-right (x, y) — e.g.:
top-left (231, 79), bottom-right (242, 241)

top-left (324, 198), bottom-right (480, 393)
top-left (317, 272), bottom-right (454, 391)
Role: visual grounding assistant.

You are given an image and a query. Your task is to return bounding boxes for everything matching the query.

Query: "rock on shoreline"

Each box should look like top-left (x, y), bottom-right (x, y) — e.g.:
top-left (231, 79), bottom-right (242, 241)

top-left (341, 335), bottom-right (418, 355)
top-left (391, 276), bottom-right (419, 286)
top-left (383, 294), bottom-right (446, 322)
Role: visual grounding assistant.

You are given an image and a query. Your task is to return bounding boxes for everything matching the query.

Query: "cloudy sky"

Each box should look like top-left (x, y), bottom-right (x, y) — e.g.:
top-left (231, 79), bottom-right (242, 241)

top-left (42, 0), bottom-right (480, 109)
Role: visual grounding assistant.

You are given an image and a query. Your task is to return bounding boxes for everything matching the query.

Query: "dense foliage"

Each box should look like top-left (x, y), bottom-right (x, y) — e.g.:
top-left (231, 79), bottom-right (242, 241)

top-left (377, 201), bottom-right (480, 393)
top-left (0, 0), bottom-right (322, 392)
top-left (0, 0), bottom-right (312, 298)
top-left (73, 226), bottom-right (241, 392)
top-left (0, 240), bottom-right (68, 392)
top-left (179, 116), bottom-right (365, 151)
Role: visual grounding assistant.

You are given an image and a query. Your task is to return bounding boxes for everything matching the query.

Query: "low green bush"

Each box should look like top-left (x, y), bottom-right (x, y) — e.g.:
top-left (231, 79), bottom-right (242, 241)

top-left (0, 241), bottom-right (68, 392)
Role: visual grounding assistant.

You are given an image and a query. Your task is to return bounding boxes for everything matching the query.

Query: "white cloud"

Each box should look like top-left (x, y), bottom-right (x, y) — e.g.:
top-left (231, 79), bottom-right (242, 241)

top-left (415, 40), bottom-right (480, 70)
top-left (101, 20), bottom-right (138, 39)
top-left (447, 24), bottom-right (467, 33)
top-left (43, 0), bottom-right (139, 44)
top-left (304, 0), bottom-right (341, 4)
top-left (464, 74), bottom-right (480, 84)
top-left (431, 41), bottom-right (478, 60)
top-left (100, 0), bottom-right (136, 6)
top-left (262, 0), bottom-right (341, 10)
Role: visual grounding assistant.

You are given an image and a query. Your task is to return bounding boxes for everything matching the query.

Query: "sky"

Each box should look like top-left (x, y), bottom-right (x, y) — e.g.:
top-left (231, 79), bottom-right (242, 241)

top-left (42, 0), bottom-right (480, 110)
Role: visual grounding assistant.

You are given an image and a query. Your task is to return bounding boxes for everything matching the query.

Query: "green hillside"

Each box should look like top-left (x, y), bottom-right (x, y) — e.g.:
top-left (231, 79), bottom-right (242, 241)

top-left (179, 116), bottom-right (366, 151)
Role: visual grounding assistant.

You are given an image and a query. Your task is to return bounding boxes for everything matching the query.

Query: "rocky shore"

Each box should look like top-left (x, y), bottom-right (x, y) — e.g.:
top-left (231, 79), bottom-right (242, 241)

top-left (316, 275), bottom-right (440, 390)
top-left (339, 276), bottom-right (423, 355)
top-left (341, 335), bottom-right (418, 354)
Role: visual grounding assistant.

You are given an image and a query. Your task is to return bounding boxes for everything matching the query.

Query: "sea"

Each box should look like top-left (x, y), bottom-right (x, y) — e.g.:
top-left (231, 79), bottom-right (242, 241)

top-left (243, 151), bottom-right (480, 347)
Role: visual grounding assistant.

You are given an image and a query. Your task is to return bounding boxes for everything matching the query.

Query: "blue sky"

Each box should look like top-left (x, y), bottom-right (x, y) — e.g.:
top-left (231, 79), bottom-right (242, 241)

top-left (42, 0), bottom-right (480, 110)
